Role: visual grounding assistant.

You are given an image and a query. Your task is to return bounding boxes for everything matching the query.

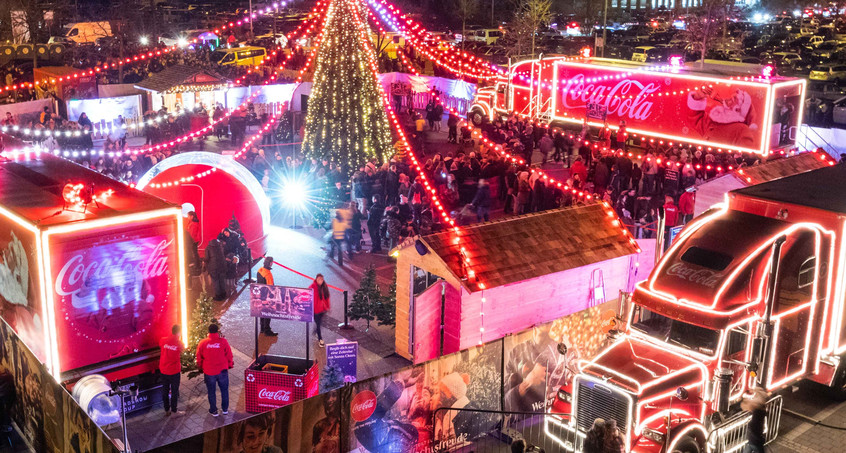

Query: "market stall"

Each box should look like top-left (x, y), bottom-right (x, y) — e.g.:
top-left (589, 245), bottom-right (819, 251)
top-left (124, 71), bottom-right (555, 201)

top-left (392, 204), bottom-right (642, 364)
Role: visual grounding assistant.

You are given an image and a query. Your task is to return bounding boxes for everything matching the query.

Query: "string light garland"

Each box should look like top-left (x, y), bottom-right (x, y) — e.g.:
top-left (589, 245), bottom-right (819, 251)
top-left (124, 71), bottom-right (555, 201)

top-left (300, 0), bottom-right (394, 172)
top-left (365, 0), bottom-right (499, 80)
top-left (146, 111), bottom-right (282, 188)
top-left (0, 2), bottom-right (294, 97)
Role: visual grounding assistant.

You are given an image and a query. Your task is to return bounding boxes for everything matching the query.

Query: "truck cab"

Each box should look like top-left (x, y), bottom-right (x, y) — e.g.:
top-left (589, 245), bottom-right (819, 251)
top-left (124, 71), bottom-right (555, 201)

top-left (548, 162), bottom-right (846, 452)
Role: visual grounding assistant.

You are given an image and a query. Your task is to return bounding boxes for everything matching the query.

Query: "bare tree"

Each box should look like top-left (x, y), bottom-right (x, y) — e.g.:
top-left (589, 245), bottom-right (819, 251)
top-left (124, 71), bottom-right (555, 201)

top-left (455, 0), bottom-right (479, 50)
top-left (682, 0), bottom-right (736, 66)
top-left (513, 0), bottom-right (551, 57)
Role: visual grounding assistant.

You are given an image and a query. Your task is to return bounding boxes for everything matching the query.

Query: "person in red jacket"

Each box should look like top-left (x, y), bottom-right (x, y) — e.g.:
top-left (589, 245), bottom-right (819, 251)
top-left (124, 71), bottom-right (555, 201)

top-left (663, 195), bottom-right (680, 228)
top-left (159, 325), bottom-right (183, 416)
top-left (678, 187), bottom-right (696, 225)
top-left (197, 323), bottom-right (234, 416)
top-left (311, 274), bottom-right (331, 348)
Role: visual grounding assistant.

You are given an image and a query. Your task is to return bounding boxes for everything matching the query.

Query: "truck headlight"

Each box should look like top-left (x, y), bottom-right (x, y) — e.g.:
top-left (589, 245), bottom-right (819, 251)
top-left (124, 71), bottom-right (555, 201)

top-left (642, 427), bottom-right (665, 444)
top-left (557, 389), bottom-right (571, 403)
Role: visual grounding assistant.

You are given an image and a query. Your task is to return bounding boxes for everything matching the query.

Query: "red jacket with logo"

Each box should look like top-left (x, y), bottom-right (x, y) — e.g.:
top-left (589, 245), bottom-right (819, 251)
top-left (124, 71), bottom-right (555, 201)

top-left (159, 334), bottom-right (183, 375)
top-left (663, 202), bottom-right (680, 227)
top-left (196, 333), bottom-right (233, 376)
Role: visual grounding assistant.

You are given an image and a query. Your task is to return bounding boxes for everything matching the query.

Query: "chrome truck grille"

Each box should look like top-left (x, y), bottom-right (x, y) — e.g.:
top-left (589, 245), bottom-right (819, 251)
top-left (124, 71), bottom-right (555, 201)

top-left (574, 378), bottom-right (633, 436)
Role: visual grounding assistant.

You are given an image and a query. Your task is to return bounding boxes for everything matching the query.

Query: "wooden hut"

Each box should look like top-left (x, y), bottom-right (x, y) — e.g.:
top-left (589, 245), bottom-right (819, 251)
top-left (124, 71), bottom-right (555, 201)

top-left (392, 203), bottom-right (641, 363)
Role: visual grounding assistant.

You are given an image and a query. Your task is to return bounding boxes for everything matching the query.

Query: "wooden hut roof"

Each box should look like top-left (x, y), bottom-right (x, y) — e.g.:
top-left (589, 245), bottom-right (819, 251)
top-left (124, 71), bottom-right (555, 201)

top-left (414, 203), bottom-right (640, 291)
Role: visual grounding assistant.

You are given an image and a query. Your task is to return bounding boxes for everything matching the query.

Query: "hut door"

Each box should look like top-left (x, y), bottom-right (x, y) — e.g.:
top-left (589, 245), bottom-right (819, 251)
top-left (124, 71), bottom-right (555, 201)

top-left (412, 281), bottom-right (445, 364)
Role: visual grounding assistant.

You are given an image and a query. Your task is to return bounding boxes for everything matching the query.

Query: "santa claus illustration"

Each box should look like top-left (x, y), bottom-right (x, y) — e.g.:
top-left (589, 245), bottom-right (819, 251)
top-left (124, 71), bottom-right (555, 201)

top-left (687, 86), bottom-right (759, 147)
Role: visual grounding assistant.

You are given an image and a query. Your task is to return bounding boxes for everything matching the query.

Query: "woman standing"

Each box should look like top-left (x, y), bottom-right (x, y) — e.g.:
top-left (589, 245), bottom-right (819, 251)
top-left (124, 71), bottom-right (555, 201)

top-left (311, 274), bottom-right (331, 348)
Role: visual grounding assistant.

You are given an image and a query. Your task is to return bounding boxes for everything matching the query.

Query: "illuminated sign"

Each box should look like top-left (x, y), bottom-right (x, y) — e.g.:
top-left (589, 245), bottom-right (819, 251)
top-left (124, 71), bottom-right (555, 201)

top-left (505, 59), bottom-right (806, 155)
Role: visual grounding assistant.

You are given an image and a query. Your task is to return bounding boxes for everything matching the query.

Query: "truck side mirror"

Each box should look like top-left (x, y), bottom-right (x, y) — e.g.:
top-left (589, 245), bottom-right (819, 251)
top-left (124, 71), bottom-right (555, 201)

top-left (675, 387), bottom-right (689, 401)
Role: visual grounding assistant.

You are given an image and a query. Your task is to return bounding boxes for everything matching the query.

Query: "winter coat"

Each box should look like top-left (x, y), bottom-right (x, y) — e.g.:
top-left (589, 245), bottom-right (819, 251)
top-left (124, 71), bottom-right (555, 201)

top-left (310, 281), bottom-right (331, 314)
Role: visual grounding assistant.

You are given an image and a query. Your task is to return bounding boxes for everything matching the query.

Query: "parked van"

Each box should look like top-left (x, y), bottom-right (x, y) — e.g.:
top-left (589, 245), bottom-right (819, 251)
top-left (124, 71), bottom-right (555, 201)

top-left (630, 45), bottom-right (654, 62)
top-left (65, 22), bottom-right (112, 44)
top-left (211, 46), bottom-right (267, 66)
top-left (472, 29), bottom-right (504, 45)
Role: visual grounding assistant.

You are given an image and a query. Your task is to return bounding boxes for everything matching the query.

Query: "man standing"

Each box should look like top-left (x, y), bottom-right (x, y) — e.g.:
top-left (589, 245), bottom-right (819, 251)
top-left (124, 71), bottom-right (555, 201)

top-left (256, 257), bottom-right (278, 337)
top-left (197, 323), bottom-right (234, 417)
top-left (159, 325), bottom-right (182, 416)
top-left (678, 187), bottom-right (696, 225)
top-left (368, 195), bottom-right (385, 253)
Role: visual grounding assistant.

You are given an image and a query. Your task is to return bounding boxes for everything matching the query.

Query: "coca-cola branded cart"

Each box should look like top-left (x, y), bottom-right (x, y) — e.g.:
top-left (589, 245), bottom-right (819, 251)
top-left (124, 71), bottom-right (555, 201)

top-left (0, 155), bottom-right (188, 384)
top-left (245, 355), bottom-right (319, 413)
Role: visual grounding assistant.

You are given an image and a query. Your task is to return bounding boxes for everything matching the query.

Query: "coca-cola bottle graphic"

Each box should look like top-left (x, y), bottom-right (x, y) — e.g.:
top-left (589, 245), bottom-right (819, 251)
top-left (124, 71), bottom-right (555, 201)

top-left (353, 380), bottom-right (418, 453)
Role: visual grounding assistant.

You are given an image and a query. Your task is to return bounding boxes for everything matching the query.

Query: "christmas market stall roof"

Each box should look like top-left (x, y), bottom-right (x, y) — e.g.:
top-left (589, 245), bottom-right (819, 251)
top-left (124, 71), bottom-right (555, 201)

top-left (405, 203), bottom-right (641, 292)
top-left (733, 163), bottom-right (846, 214)
top-left (0, 154), bottom-right (176, 228)
top-left (134, 64), bottom-right (228, 93)
top-left (693, 151), bottom-right (833, 216)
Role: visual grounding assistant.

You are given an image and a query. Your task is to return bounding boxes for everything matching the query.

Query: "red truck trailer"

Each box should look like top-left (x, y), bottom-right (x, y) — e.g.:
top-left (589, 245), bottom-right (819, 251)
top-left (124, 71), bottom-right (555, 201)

top-left (469, 57), bottom-right (806, 156)
top-left (546, 162), bottom-right (846, 452)
top-left (0, 154), bottom-right (188, 384)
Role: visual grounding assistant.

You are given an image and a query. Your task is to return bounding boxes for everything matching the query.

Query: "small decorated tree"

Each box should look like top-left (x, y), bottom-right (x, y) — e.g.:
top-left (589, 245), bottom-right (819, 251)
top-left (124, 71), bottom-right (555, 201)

top-left (349, 265), bottom-right (380, 330)
top-left (321, 362), bottom-right (345, 392)
top-left (181, 293), bottom-right (222, 379)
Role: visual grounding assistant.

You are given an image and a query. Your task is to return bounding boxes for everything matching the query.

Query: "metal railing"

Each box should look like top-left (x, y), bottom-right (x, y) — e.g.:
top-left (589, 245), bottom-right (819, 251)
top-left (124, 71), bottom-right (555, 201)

top-left (709, 395), bottom-right (783, 453)
top-left (799, 124), bottom-right (838, 156)
top-left (424, 407), bottom-right (580, 453)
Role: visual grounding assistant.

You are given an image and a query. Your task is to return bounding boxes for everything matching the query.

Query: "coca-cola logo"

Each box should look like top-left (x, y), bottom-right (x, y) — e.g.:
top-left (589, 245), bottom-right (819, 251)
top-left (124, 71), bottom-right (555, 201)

top-left (350, 390), bottom-right (377, 422)
top-left (55, 238), bottom-right (172, 297)
top-left (665, 262), bottom-right (724, 288)
top-left (257, 387), bottom-right (292, 403)
top-left (560, 74), bottom-right (659, 121)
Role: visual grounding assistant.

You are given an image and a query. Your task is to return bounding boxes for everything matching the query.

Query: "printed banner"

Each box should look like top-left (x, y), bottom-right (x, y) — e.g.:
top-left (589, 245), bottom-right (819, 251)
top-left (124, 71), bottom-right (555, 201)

top-left (503, 306), bottom-right (610, 413)
top-left (326, 341), bottom-right (358, 384)
top-left (0, 216), bottom-right (44, 362)
top-left (348, 343), bottom-right (502, 453)
top-left (249, 284), bottom-right (314, 323)
top-left (49, 218), bottom-right (181, 373)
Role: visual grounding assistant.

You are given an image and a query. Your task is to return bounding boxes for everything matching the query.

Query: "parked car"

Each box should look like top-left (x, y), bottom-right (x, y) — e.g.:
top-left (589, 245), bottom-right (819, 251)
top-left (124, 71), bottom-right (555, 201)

top-left (773, 51), bottom-right (802, 65)
top-left (471, 28), bottom-right (504, 45)
top-left (809, 63), bottom-right (846, 83)
top-left (808, 81), bottom-right (846, 100)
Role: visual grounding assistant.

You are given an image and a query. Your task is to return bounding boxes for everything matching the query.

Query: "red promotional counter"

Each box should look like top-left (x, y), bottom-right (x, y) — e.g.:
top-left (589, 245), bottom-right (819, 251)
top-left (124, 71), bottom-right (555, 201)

top-left (0, 154), bottom-right (188, 383)
top-left (245, 355), bottom-right (319, 413)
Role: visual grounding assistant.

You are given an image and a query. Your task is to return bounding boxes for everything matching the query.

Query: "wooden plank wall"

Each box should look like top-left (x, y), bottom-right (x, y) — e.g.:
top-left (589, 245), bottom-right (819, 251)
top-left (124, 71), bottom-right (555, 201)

top-left (394, 247), bottom-right (465, 360)
top-left (456, 255), bottom-right (635, 350)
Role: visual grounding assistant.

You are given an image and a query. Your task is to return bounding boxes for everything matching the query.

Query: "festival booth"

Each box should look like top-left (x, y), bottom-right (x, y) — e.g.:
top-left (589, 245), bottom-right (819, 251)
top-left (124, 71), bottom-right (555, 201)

top-left (33, 66), bottom-right (98, 101)
top-left (693, 150), bottom-right (833, 216)
top-left (136, 152), bottom-right (270, 257)
top-left (134, 64), bottom-right (229, 114)
top-left (0, 153), bottom-right (188, 382)
top-left (392, 204), bottom-right (642, 364)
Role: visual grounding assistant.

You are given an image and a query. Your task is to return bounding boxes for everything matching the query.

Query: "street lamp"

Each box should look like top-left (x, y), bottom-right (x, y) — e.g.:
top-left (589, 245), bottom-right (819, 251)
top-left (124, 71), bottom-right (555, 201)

top-left (602, 0), bottom-right (608, 58)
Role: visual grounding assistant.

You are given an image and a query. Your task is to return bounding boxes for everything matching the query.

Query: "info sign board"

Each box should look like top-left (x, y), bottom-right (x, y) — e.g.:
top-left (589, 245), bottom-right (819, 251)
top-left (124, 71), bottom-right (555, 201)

top-left (326, 341), bottom-right (358, 383)
top-left (249, 284), bottom-right (314, 323)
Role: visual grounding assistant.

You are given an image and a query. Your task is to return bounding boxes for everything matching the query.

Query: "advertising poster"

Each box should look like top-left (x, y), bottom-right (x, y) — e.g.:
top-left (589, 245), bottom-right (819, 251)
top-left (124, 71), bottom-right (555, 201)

top-left (503, 306), bottom-right (609, 413)
top-left (538, 61), bottom-right (779, 153)
top-left (347, 343), bottom-right (502, 453)
top-left (49, 218), bottom-right (181, 373)
top-left (771, 83), bottom-right (804, 149)
top-left (249, 284), bottom-right (314, 323)
top-left (201, 409), bottom-right (291, 453)
top-left (287, 391), bottom-right (341, 453)
top-left (0, 219), bottom-right (45, 362)
top-left (326, 341), bottom-right (358, 383)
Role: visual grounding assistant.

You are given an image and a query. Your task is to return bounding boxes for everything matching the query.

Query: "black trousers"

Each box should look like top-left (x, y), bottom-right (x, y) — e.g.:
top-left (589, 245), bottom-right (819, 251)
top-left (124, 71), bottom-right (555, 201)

top-left (260, 317), bottom-right (273, 333)
top-left (161, 372), bottom-right (180, 412)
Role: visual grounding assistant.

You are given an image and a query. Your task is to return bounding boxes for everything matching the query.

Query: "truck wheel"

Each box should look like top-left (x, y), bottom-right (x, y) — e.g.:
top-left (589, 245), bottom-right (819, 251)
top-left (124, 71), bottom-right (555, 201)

top-left (830, 360), bottom-right (846, 401)
top-left (469, 109), bottom-right (484, 126)
top-left (671, 438), bottom-right (701, 453)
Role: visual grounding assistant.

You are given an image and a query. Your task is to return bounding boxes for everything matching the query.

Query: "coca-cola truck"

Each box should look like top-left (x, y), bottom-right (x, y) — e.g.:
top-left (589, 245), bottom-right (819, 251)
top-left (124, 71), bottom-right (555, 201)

top-left (469, 57), bottom-right (806, 156)
top-left (0, 154), bottom-right (188, 385)
top-left (546, 162), bottom-right (846, 452)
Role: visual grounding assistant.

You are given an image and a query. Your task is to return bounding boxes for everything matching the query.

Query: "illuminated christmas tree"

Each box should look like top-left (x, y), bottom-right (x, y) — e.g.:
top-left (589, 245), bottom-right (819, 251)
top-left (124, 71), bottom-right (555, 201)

top-left (301, 0), bottom-right (393, 175)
